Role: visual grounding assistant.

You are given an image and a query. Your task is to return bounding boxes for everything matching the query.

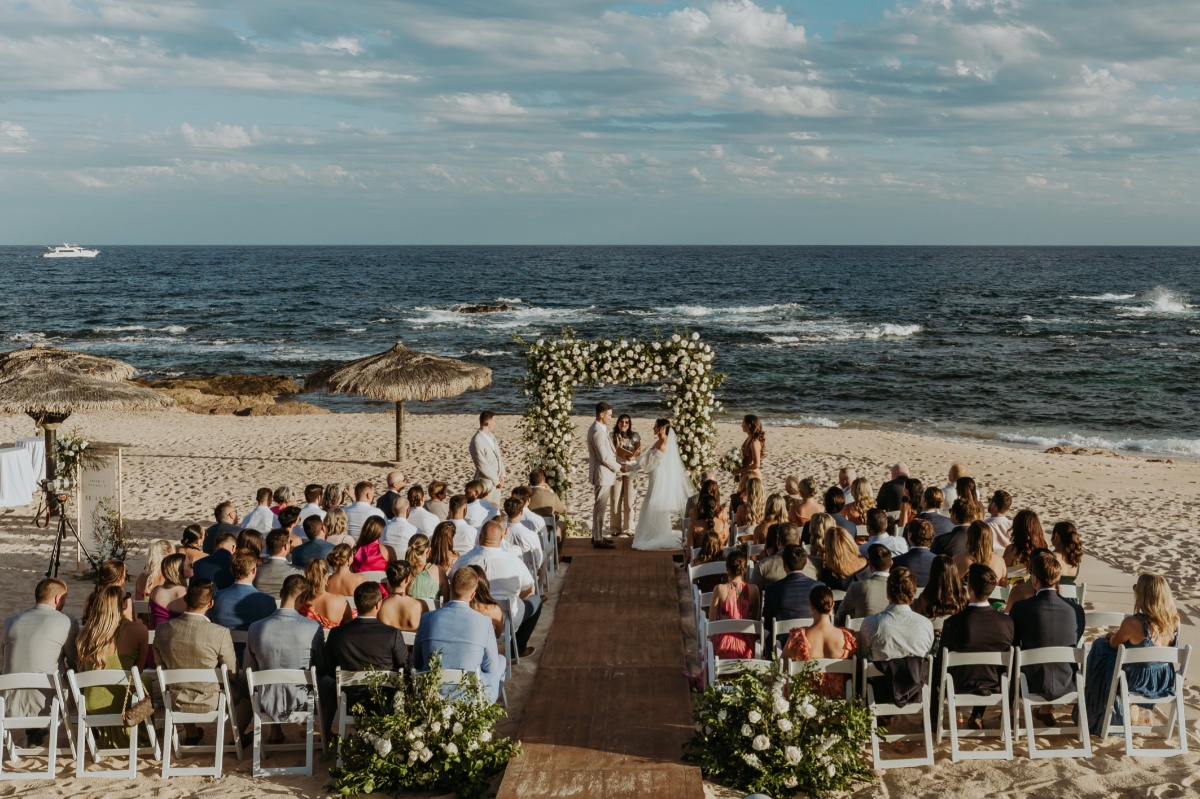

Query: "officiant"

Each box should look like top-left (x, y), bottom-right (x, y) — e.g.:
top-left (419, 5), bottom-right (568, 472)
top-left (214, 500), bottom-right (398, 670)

top-left (610, 414), bottom-right (641, 536)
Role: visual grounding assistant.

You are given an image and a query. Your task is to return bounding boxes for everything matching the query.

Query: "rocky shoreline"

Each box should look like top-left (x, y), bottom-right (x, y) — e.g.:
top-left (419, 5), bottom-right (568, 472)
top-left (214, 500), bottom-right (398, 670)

top-left (131, 374), bottom-right (330, 416)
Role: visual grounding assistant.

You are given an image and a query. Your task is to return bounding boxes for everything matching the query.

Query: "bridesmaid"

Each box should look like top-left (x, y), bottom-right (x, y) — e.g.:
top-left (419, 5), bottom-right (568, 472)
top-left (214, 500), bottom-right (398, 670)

top-left (733, 414), bottom-right (765, 480)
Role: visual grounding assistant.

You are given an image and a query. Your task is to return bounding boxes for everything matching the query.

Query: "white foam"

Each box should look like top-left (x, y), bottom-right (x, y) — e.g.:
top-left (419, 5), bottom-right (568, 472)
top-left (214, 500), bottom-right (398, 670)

top-left (996, 431), bottom-right (1200, 458)
top-left (161, 325), bottom-right (188, 334)
top-left (754, 319), bottom-right (922, 343)
top-left (94, 325), bottom-right (148, 332)
top-left (766, 335), bottom-right (800, 344)
top-left (470, 349), bottom-right (511, 356)
top-left (1122, 286), bottom-right (1193, 316)
top-left (1070, 293), bottom-right (1136, 301)
top-left (863, 323), bottom-right (922, 339)
top-left (1019, 315), bottom-right (1034, 322)
top-left (1189, 329), bottom-right (1200, 336)
top-left (766, 416), bottom-right (840, 429)
top-left (496, 297), bottom-right (523, 304)
top-left (346, 328), bottom-right (366, 333)
top-left (9, 331), bottom-right (46, 342)
top-left (410, 305), bottom-right (592, 329)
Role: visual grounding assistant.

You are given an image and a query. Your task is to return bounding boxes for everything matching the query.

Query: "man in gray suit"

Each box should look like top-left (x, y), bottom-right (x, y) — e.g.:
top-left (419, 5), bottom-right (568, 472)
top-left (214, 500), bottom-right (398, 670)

top-left (413, 567), bottom-right (504, 703)
top-left (835, 544), bottom-right (892, 626)
top-left (1, 578), bottom-right (76, 745)
top-left (587, 402), bottom-right (624, 550)
top-left (244, 574), bottom-right (330, 741)
top-left (469, 410), bottom-right (506, 504)
top-left (254, 529), bottom-right (300, 598)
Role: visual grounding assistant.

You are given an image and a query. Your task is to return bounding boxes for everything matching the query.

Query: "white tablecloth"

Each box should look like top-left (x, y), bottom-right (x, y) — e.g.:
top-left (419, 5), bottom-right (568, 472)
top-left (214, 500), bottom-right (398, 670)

top-left (14, 436), bottom-right (46, 483)
top-left (0, 447), bottom-right (36, 508)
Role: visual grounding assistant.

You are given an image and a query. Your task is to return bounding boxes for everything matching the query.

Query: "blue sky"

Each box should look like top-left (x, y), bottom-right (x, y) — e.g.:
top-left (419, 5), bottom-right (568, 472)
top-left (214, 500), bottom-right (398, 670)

top-left (1, 0), bottom-right (1199, 244)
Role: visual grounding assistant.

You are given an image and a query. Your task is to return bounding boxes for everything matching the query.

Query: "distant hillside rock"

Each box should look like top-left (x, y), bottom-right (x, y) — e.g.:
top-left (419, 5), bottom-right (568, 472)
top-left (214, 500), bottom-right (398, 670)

top-left (132, 374), bottom-right (328, 416)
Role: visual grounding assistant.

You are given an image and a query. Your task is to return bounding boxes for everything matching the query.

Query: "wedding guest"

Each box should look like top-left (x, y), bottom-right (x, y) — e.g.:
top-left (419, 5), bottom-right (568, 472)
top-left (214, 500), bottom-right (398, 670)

top-left (255, 529), bottom-right (301, 598)
top-left (467, 566), bottom-right (505, 637)
top-left (1010, 551), bottom-right (1085, 722)
top-left (691, 530), bottom-right (727, 593)
top-left (324, 506), bottom-right (356, 548)
top-left (609, 414), bottom-right (641, 537)
top-left (836, 544), bottom-right (892, 625)
top-left (763, 545), bottom-right (823, 647)
top-left (940, 564), bottom-right (1014, 729)
top-left (1052, 521), bottom-right (1084, 584)
top-left (502, 496), bottom-right (544, 571)
top-left (782, 585), bottom-right (857, 699)
top-left (1003, 548), bottom-right (1052, 611)
top-left (984, 490), bottom-right (1013, 547)
top-left (351, 517), bottom-right (396, 574)
top-left (135, 539), bottom-right (175, 600)
top-left (344, 481), bottom-right (385, 540)
top-left (452, 520), bottom-right (541, 656)
top-left (838, 467), bottom-right (856, 504)
top-left (818, 486), bottom-right (857, 539)
top-left (242, 488), bottom-right (279, 534)
top-left (179, 524), bottom-right (206, 565)
top-left (858, 567), bottom-right (934, 662)
top-left (203, 500), bottom-right (240, 554)
top-left (470, 410), bottom-right (507, 503)
top-left (297, 559), bottom-right (352, 628)
top-left (707, 550), bottom-right (761, 660)
top-left (448, 495), bottom-right (479, 554)
top-left (876, 463), bottom-right (909, 513)
top-left (210, 549), bottom-right (277, 661)
top-left (929, 497), bottom-right (976, 558)
top-left (414, 567), bottom-right (504, 703)
top-left (292, 515), bottom-right (335, 569)
top-left (752, 523), bottom-right (807, 589)
top-left (912, 555), bottom-right (966, 624)
top-left (956, 476), bottom-right (981, 511)
top-left (783, 475), bottom-right (803, 514)
top-left (377, 471), bottom-right (406, 519)
top-left (148, 553), bottom-right (190, 628)
top-left (382, 497), bottom-right (418, 551)
top-left (818, 527), bottom-right (868, 591)
top-left (425, 481), bottom-right (450, 520)
top-left (917, 486), bottom-right (955, 536)
top-left (897, 477), bottom-right (924, 528)
top-left (527, 469), bottom-right (567, 519)
top-left (323, 583), bottom-right (408, 710)
top-left (77, 586), bottom-right (150, 748)
top-left (687, 479), bottom-right (727, 530)
top-left (464, 480), bottom-right (499, 529)
top-left (377, 561), bottom-right (424, 632)
top-left (858, 507), bottom-right (909, 557)
top-left (942, 463), bottom-right (968, 508)
top-left (511, 485), bottom-right (549, 542)
top-left (1083, 573), bottom-right (1180, 735)
top-left (805, 513), bottom-right (836, 574)
top-left (94, 559), bottom-right (128, 596)
top-left (788, 477), bottom-right (823, 527)
top-left (1003, 509), bottom-right (1048, 579)
top-left (2, 578), bottom-right (77, 745)
top-left (407, 485), bottom-right (441, 537)
top-left (734, 476), bottom-right (765, 533)
top-left (328, 544), bottom-right (369, 597)
top-left (406, 534), bottom-right (446, 602)
top-left (236, 528), bottom-right (265, 561)
top-left (843, 477), bottom-right (876, 529)
top-left (684, 470), bottom-right (719, 527)
top-left (732, 414), bottom-right (765, 480)
top-left (953, 521), bottom-right (1007, 584)
top-left (278, 506), bottom-right (304, 550)
top-left (271, 485), bottom-right (292, 515)
top-left (296, 483), bottom-right (327, 529)
top-left (689, 493), bottom-right (729, 548)
top-left (893, 519), bottom-right (937, 587)
top-left (193, 531), bottom-right (237, 589)
top-left (428, 521), bottom-right (459, 578)
top-left (321, 483), bottom-right (342, 512)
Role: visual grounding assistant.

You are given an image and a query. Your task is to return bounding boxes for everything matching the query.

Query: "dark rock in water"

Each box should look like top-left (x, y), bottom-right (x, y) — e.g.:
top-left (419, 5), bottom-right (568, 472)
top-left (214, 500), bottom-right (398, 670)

top-left (131, 373), bottom-right (326, 416)
top-left (134, 374), bottom-right (302, 396)
top-left (457, 304), bottom-right (513, 314)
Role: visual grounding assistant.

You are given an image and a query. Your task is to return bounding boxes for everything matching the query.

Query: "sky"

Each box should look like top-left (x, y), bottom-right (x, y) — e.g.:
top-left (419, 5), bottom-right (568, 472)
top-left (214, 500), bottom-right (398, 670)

top-left (1, 0), bottom-right (1199, 244)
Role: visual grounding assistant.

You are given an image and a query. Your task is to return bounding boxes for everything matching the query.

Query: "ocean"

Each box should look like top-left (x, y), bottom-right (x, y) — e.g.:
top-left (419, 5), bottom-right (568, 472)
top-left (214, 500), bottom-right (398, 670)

top-left (3, 246), bottom-right (1198, 457)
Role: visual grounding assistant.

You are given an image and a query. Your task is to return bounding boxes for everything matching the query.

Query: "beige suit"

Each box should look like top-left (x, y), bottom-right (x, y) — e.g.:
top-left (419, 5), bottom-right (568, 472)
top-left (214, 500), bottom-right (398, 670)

top-left (1, 604), bottom-right (76, 719)
top-left (587, 420), bottom-right (621, 543)
top-left (153, 613), bottom-right (247, 727)
top-left (835, 573), bottom-right (891, 627)
top-left (469, 429), bottom-right (506, 504)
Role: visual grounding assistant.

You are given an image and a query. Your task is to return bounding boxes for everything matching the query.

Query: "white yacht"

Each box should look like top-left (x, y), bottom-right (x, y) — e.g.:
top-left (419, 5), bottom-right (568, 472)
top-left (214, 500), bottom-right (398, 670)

top-left (43, 243), bottom-right (100, 258)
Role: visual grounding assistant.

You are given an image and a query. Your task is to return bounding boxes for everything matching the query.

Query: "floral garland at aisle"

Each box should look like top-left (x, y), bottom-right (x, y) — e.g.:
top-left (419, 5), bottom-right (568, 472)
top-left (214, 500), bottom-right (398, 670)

top-left (684, 662), bottom-right (875, 797)
top-left (518, 331), bottom-right (724, 503)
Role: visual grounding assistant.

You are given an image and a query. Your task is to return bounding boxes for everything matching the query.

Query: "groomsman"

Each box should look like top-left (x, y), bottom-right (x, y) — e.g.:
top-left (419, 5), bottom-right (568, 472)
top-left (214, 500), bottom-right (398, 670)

top-left (470, 411), bottom-right (506, 505)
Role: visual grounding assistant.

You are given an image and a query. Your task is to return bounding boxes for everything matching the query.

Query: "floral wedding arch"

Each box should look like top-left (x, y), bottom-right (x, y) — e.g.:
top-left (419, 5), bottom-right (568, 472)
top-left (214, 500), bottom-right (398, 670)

top-left (519, 331), bottom-right (724, 502)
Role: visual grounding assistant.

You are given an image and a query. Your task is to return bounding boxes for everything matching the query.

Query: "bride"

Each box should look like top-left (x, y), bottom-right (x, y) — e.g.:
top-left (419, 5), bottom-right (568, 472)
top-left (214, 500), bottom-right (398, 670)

top-left (631, 418), bottom-right (696, 551)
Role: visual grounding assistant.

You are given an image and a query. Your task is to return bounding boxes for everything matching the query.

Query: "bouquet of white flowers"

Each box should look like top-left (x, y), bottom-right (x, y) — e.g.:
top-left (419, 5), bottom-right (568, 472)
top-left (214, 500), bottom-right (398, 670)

top-left (719, 446), bottom-right (742, 475)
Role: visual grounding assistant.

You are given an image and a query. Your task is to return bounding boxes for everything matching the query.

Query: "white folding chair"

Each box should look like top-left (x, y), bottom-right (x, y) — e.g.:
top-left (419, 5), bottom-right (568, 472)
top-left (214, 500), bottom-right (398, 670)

top-left (402, 630), bottom-right (416, 648)
top-left (157, 664), bottom-right (236, 778)
top-left (830, 589), bottom-right (846, 603)
top-left (769, 618), bottom-right (810, 658)
top-left (1013, 647), bottom-right (1091, 759)
top-left (333, 668), bottom-right (399, 767)
top-left (931, 617), bottom-right (946, 633)
top-left (692, 589), bottom-right (714, 656)
top-left (0, 673), bottom-right (61, 780)
top-left (687, 562), bottom-right (727, 586)
top-left (790, 658), bottom-right (857, 701)
top-left (936, 648), bottom-right (1014, 762)
top-left (1084, 611), bottom-right (1126, 630)
top-left (1057, 583), bottom-right (1086, 606)
top-left (846, 617), bottom-right (864, 632)
top-left (701, 619), bottom-right (763, 686)
top-left (356, 570), bottom-right (387, 583)
top-left (854, 524), bottom-right (869, 540)
top-left (132, 600), bottom-right (150, 618)
top-left (1100, 644), bottom-right (1191, 757)
top-left (744, 543), bottom-right (766, 558)
top-left (244, 667), bottom-right (324, 777)
top-left (418, 597), bottom-right (439, 614)
top-left (988, 585), bottom-right (1010, 603)
top-left (863, 656), bottom-right (935, 769)
top-left (65, 667), bottom-right (152, 779)
top-left (540, 515), bottom-right (558, 581)
top-left (706, 642), bottom-right (774, 683)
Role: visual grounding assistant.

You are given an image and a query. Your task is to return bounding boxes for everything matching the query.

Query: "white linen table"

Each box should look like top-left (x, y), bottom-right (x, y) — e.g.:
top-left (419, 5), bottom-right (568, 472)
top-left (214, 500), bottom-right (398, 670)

top-left (14, 436), bottom-right (46, 483)
top-left (0, 446), bottom-right (36, 507)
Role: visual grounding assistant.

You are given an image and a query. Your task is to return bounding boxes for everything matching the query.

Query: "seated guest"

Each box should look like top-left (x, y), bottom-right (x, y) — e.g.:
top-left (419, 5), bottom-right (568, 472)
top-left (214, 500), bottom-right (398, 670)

top-left (1003, 547), bottom-right (1050, 611)
top-left (382, 496), bottom-right (418, 551)
top-left (413, 567), bottom-right (504, 703)
top-left (804, 513), bottom-right (836, 573)
top-left (897, 477), bottom-right (924, 528)
top-left (511, 485), bottom-right (549, 537)
top-left (242, 488), bottom-right (279, 534)
top-left (425, 481), bottom-right (450, 520)
top-left (378, 561), bottom-right (425, 632)
top-left (842, 477), bottom-right (875, 530)
top-left (894, 519), bottom-right (937, 587)
top-left (734, 477), bottom-right (765, 532)
top-left (323, 483), bottom-right (348, 512)
top-left (296, 483), bottom-right (327, 530)
top-left (752, 523), bottom-right (807, 590)
top-left (328, 543), bottom-right (369, 598)
top-left (858, 508), bottom-right (909, 557)
top-left (942, 463), bottom-right (966, 508)
top-left (297, 559), bottom-right (353, 629)
top-left (912, 555), bottom-right (966, 624)
top-left (984, 490), bottom-right (1013, 547)
top-left (929, 497), bottom-right (975, 558)
top-left (875, 463), bottom-right (909, 514)
top-left (953, 521), bottom-right (1007, 585)
top-left (917, 486), bottom-right (956, 536)
top-left (940, 564), bottom-right (1015, 729)
top-left (818, 527), bottom-right (868, 591)
top-left (1002, 508), bottom-right (1048, 581)
top-left (344, 481), bottom-right (386, 540)
top-left (271, 486), bottom-right (292, 515)
top-left (817, 486), bottom-right (857, 539)
top-left (237, 529), bottom-right (265, 561)
top-left (501, 496), bottom-right (544, 570)
top-left (1010, 550), bottom-right (1086, 723)
top-left (707, 551), bottom-right (761, 660)
top-left (323, 583), bottom-right (408, 711)
top-left (452, 520), bottom-right (542, 656)
top-left (351, 517), bottom-right (396, 574)
top-left (2, 578), bottom-right (77, 745)
top-left (684, 473), bottom-right (721, 530)
top-left (179, 524), bottom-right (206, 565)
top-left (836, 544), bottom-right (892, 626)
top-left (94, 559), bottom-right (128, 593)
top-left (428, 522), bottom-right (458, 581)
top-left (859, 568), bottom-right (935, 709)
top-left (407, 486), bottom-right (441, 537)
top-left (1052, 521), bottom-right (1084, 584)
top-left (838, 467), bottom-right (856, 504)
top-left (277, 506), bottom-right (304, 550)
top-left (76, 586), bottom-right (150, 748)
top-left (1083, 573), bottom-right (1179, 735)
top-left (406, 534), bottom-right (447, 602)
top-left (956, 476), bottom-right (981, 511)
top-left (154, 579), bottom-right (243, 745)
top-left (324, 506), bottom-right (356, 548)
top-left (210, 549), bottom-right (278, 660)
top-left (135, 539), bottom-right (175, 601)
top-left (789, 477), bottom-right (823, 528)
top-left (193, 532), bottom-right (237, 589)
top-left (448, 495), bottom-right (479, 554)
top-left (245, 575), bottom-right (328, 740)
top-left (690, 530), bottom-right (727, 593)
top-left (754, 493), bottom-right (789, 546)
top-left (255, 530), bottom-right (301, 598)
top-left (377, 471), bottom-right (406, 519)
top-left (203, 501), bottom-right (241, 554)
top-left (292, 515), bottom-right (335, 569)
top-left (149, 553), bottom-right (191, 629)
top-left (527, 469), bottom-right (567, 518)
top-left (688, 493), bottom-right (729, 548)
top-left (464, 480), bottom-right (499, 529)
top-left (466, 566), bottom-right (505, 637)
top-left (763, 545), bottom-right (823, 648)
top-left (782, 585), bottom-right (857, 699)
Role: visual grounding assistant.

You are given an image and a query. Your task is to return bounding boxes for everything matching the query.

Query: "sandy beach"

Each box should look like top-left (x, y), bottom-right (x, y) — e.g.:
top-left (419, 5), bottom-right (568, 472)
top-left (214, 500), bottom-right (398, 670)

top-left (2, 408), bottom-right (1199, 797)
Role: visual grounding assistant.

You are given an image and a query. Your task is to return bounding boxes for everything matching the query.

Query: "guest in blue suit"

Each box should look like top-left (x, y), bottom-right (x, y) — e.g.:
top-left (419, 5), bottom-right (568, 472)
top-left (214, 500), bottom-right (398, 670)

top-left (413, 566), bottom-right (503, 703)
top-left (762, 545), bottom-right (824, 650)
top-left (210, 549), bottom-right (278, 660)
top-left (192, 532), bottom-right (237, 589)
top-left (291, 516), bottom-right (335, 570)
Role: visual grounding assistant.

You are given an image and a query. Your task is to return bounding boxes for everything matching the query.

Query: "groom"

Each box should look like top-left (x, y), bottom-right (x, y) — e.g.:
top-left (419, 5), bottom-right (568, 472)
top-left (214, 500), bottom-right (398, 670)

top-left (587, 402), bottom-right (627, 550)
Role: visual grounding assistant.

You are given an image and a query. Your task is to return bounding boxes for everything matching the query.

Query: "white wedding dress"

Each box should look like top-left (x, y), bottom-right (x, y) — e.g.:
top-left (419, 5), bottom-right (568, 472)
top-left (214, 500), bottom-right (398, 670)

top-left (631, 430), bottom-right (695, 551)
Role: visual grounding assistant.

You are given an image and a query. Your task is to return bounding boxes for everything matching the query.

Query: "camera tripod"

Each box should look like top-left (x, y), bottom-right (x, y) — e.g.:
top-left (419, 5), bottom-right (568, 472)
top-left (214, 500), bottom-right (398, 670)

top-left (45, 495), bottom-right (97, 578)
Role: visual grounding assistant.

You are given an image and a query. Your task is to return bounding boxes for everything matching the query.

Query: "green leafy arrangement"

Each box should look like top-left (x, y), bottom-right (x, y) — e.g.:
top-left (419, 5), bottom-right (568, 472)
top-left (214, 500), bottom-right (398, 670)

top-left (684, 661), bottom-right (876, 798)
top-left (331, 656), bottom-right (520, 799)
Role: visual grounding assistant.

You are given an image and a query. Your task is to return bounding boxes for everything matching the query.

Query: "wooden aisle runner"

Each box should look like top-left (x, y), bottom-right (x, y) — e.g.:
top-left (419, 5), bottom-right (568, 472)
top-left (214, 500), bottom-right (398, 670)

top-left (495, 538), bottom-right (704, 799)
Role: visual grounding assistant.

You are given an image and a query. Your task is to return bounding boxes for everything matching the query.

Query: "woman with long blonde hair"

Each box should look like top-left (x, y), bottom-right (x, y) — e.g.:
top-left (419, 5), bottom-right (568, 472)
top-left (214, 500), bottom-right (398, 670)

top-left (324, 506), bottom-right (354, 547)
top-left (297, 558), bottom-right (352, 628)
top-left (148, 553), bottom-right (191, 629)
top-left (753, 492), bottom-right (788, 545)
top-left (843, 477), bottom-right (876, 527)
top-left (1083, 573), bottom-right (1180, 734)
top-left (953, 521), bottom-right (1006, 585)
top-left (77, 586), bottom-right (150, 747)
top-left (818, 527), bottom-right (867, 591)
top-left (734, 477), bottom-right (765, 535)
top-left (135, 539), bottom-right (175, 600)
top-left (806, 512), bottom-right (836, 574)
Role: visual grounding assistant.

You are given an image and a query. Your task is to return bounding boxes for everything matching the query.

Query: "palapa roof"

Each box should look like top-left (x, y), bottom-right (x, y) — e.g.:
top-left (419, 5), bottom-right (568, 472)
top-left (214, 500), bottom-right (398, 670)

top-left (304, 341), bottom-right (492, 402)
top-left (0, 362), bottom-right (174, 414)
top-left (0, 342), bottom-right (138, 382)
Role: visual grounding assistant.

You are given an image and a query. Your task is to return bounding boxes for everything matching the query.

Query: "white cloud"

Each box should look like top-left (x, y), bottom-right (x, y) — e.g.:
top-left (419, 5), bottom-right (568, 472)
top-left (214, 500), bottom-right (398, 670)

top-left (0, 121), bottom-right (33, 153)
top-left (440, 92), bottom-right (529, 117)
top-left (179, 122), bottom-right (259, 149)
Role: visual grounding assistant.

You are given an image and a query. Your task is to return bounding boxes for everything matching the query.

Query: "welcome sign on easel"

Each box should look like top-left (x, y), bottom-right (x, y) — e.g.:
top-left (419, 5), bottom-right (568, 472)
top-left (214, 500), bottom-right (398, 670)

top-left (75, 443), bottom-right (125, 571)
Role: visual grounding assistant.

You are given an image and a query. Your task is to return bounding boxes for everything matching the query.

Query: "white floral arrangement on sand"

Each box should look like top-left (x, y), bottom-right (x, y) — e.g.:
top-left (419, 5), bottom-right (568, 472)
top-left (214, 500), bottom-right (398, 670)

top-left (719, 446), bottom-right (742, 476)
top-left (517, 330), bottom-right (724, 504)
top-left (48, 430), bottom-right (105, 494)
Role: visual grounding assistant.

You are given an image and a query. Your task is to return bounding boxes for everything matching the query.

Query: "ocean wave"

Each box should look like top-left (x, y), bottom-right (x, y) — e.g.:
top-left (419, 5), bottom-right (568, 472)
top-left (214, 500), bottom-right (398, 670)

top-left (864, 323), bottom-right (922, 339)
top-left (1189, 329), bottom-right (1200, 336)
top-left (496, 297), bottom-right (522, 304)
top-left (753, 320), bottom-right (922, 343)
top-left (996, 431), bottom-right (1200, 457)
top-left (94, 325), bottom-right (149, 332)
top-left (619, 303), bottom-right (803, 319)
top-left (9, 331), bottom-right (46, 342)
top-left (346, 328), bottom-right (366, 333)
top-left (1120, 286), bottom-right (1193, 316)
top-left (162, 325), bottom-right (188, 334)
top-left (766, 416), bottom-right (840, 429)
top-left (767, 335), bottom-right (800, 344)
top-left (409, 304), bottom-right (593, 330)
top-left (1018, 315), bottom-right (1035, 322)
top-left (470, 349), bottom-right (512, 356)
top-left (1069, 293), bottom-right (1136, 301)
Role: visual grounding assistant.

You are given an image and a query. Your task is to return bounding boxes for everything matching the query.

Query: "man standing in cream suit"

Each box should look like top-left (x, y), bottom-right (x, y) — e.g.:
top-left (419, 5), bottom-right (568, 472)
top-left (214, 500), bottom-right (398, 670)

top-left (470, 410), bottom-right (506, 505)
top-left (587, 402), bottom-right (623, 549)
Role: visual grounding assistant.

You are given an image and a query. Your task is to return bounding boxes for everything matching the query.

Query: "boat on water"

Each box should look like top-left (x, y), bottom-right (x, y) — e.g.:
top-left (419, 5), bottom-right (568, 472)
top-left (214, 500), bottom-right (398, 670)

top-left (42, 243), bottom-right (99, 258)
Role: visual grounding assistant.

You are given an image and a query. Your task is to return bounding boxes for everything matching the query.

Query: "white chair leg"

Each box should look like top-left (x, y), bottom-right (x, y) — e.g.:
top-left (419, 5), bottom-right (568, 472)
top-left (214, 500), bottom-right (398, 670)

top-left (948, 687), bottom-right (960, 762)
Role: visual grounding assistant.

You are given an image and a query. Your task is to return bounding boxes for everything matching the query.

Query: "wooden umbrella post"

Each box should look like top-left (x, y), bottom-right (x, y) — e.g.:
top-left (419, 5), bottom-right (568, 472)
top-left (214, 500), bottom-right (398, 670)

top-left (394, 399), bottom-right (405, 464)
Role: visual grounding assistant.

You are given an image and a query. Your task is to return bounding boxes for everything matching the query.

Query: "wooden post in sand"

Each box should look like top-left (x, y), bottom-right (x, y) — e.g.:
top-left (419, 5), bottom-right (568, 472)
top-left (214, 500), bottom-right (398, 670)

top-left (395, 400), bottom-right (405, 464)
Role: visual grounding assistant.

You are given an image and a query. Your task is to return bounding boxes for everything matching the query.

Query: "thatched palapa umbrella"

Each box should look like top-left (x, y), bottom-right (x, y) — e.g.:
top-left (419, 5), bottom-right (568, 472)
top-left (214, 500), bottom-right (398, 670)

top-left (304, 341), bottom-right (493, 463)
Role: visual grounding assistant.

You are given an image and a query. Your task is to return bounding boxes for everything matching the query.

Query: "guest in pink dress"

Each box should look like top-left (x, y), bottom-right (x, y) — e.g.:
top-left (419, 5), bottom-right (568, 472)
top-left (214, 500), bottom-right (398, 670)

top-left (707, 550), bottom-right (761, 660)
top-left (782, 584), bottom-right (858, 699)
top-left (351, 517), bottom-right (396, 573)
